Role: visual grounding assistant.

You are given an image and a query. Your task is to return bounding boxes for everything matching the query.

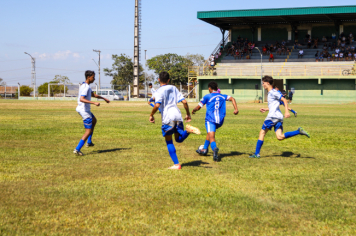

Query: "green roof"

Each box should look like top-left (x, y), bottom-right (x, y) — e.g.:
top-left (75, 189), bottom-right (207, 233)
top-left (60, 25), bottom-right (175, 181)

top-left (198, 5), bottom-right (356, 19)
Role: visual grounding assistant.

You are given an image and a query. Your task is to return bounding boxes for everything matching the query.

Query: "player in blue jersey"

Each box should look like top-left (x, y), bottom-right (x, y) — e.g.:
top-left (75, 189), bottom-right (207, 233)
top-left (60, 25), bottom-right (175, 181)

top-left (249, 76), bottom-right (310, 159)
top-left (275, 86), bottom-right (297, 117)
top-left (73, 70), bottom-right (110, 156)
top-left (149, 72), bottom-right (201, 170)
top-left (192, 81), bottom-right (239, 162)
top-left (147, 83), bottom-right (161, 113)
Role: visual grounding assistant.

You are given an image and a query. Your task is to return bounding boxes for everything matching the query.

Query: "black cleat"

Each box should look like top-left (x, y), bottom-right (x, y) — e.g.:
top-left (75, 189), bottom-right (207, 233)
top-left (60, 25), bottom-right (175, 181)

top-left (213, 147), bottom-right (220, 162)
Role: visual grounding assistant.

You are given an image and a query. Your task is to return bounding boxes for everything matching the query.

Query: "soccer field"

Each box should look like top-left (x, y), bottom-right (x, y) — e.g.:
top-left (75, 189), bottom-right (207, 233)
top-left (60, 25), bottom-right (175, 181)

top-left (0, 100), bottom-right (355, 235)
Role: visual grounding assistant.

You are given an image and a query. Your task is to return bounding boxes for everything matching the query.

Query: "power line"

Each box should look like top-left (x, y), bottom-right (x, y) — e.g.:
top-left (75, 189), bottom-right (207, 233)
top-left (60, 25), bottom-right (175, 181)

top-left (0, 68), bottom-right (31, 73)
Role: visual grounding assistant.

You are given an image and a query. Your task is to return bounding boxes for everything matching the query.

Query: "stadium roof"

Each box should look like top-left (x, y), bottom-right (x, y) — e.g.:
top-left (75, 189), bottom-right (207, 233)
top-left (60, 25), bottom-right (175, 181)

top-left (198, 5), bottom-right (356, 29)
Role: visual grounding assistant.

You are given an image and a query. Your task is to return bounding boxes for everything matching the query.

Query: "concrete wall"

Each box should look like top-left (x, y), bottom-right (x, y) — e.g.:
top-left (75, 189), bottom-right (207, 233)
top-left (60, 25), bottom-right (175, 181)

top-left (198, 78), bottom-right (356, 104)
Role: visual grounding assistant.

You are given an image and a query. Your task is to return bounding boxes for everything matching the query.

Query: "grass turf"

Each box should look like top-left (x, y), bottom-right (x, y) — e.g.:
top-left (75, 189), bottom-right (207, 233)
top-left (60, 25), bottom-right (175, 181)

top-left (0, 100), bottom-right (355, 235)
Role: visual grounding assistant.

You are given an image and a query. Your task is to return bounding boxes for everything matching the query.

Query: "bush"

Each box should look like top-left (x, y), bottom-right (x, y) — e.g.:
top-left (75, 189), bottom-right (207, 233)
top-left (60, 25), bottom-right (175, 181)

top-left (19, 85), bottom-right (33, 96)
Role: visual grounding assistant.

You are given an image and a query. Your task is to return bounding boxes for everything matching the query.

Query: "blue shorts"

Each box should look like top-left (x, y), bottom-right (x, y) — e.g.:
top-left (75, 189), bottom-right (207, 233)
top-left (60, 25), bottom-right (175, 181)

top-left (149, 98), bottom-right (155, 103)
top-left (161, 121), bottom-right (184, 137)
top-left (83, 113), bottom-right (95, 129)
top-left (262, 120), bottom-right (283, 132)
top-left (205, 121), bottom-right (222, 133)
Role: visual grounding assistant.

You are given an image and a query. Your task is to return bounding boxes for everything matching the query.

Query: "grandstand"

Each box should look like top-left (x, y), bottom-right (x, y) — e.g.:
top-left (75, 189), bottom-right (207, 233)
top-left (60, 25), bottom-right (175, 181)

top-left (192, 5), bottom-right (356, 104)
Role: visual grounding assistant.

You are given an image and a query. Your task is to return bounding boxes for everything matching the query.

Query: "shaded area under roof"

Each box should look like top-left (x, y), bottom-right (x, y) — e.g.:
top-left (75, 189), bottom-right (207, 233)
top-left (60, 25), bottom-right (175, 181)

top-left (198, 5), bottom-right (356, 29)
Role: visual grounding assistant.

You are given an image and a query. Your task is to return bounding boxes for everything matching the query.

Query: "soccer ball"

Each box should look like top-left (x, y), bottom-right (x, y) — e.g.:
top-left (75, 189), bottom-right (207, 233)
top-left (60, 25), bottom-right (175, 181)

top-left (198, 145), bottom-right (205, 151)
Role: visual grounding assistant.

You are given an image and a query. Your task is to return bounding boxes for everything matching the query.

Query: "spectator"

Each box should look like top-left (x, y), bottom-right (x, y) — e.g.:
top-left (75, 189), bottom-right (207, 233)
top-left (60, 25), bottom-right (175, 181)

top-left (332, 42), bottom-right (336, 50)
top-left (286, 47), bottom-right (290, 55)
top-left (335, 52), bottom-right (339, 61)
top-left (322, 36), bottom-right (327, 42)
top-left (341, 41), bottom-right (346, 48)
top-left (305, 33), bottom-right (310, 42)
top-left (347, 51), bottom-right (352, 61)
top-left (327, 52), bottom-right (331, 61)
top-left (349, 32), bottom-right (353, 44)
top-left (315, 51), bottom-right (319, 62)
top-left (234, 49), bottom-right (241, 60)
top-left (354, 51), bottom-right (356, 61)
top-left (288, 90), bottom-right (293, 104)
top-left (335, 47), bottom-right (340, 55)
top-left (339, 52), bottom-right (344, 61)
top-left (281, 45), bottom-right (286, 55)
top-left (262, 46), bottom-right (267, 55)
top-left (277, 47), bottom-right (282, 55)
top-left (269, 53), bottom-right (274, 62)
top-left (307, 38), bottom-right (312, 49)
top-left (209, 54), bottom-right (215, 69)
top-left (331, 53), bottom-right (335, 61)
top-left (319, 52), bottom-right (324, 62)
top-left (337, 39), bottom-right (341, 47)
top-left (313, 38), bottom-right (318, 49)
top-left (298, 49), bottom-right (304, 58)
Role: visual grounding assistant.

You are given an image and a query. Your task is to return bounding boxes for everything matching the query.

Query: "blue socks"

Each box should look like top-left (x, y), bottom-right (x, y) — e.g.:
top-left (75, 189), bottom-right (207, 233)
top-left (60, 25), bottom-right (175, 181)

top-left (87, 132), bottom-right (93, 144)
top-left (290, 109), bottom-right (296, 114)
top-left (166, 140), bottom-right (179, 164)
top-left (203, 140), bottom-right (210, 150)
top-left (255, 140), bottom-right (264, 155)
top-left (284, 130), bottom-right (300, 139)
top-left (149, 103), bottom-right (154, 108)
top-left (210, 141), bottom-right (217, 151)
top-left (176, 131), bottom-right (189, 143)
top-left (76, 139), bottom-right (85, 151)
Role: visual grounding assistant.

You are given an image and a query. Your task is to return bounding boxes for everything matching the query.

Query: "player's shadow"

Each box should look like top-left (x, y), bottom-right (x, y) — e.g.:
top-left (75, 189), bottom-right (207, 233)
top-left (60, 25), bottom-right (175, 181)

top-left (219, 151), bottom-right (246, 160)
top-left (181, 161), bottom-right (212, 168)
top-left (92, 148), bottom-right (131, 154)
top-left (274, 151), bottom-right (315, 159)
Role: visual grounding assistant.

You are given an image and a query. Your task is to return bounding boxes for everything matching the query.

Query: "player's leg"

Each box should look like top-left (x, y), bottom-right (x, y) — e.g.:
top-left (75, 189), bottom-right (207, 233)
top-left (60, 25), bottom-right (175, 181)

top-left (165, 135), bottom-right (181, 169)
top-left (175, 122), bottom-right (190, 143)
top-left (288, 107), bottom-right (297, 117)
top-left (86, 114), bottom-right (96, 147)
top-left (275, 124), bottom-right (310, 141)
top-left (74, 120), bottom-right (93, 156)
top-left (250, 121), bottom-right (271, 158)
top-left (208, 131), bottom-right (220, 162)
top-left (196, 121), bottom-right (212, 155)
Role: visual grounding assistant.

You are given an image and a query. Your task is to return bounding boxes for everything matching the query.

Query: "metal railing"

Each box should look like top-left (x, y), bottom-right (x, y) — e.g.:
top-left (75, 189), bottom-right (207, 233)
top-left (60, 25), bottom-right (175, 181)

top-left (203, 32), bottom-right (230, 68)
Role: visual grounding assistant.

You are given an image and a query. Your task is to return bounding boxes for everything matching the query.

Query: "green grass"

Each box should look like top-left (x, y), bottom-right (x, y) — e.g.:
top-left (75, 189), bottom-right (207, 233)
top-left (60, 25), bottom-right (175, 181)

top-left (0, 100), bottom-right (356, 235)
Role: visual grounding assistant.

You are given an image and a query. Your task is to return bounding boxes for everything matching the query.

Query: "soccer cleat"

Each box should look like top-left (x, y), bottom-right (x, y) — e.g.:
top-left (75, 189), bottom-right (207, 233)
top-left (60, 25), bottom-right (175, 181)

top-left (168, 164), bottom-right (181, 170)
top-left (86, 142), bottom-right (95, 147)
top-left (294, 111), bottom-right (297, 117)
top-left (186, 124), bottom-right (201, 135)
top-left (196, 148), bottom-right (208, 156)
top-left (249, 154), bottom-right (260, 159)
top-left (213, 147), bottom-right (220, 162)
top-left (298, 127), bottom-right (310, 138)
top-left (73, 149), bottom-right (84, 156)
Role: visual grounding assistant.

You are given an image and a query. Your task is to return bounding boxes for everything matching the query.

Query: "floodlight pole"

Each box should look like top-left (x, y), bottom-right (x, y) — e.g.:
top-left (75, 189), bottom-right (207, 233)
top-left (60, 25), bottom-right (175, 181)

top-left (254, 47), bottom-right (263, 103)
top-left (24, 52), bottom-right (36, 98)
top-left (93, 49), bottom-right (101, 89)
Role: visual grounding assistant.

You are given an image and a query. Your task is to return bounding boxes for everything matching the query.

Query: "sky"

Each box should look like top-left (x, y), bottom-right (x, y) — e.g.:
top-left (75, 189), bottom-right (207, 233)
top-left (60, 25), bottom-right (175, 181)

top-left (1, 0), bottom-right (354, 87)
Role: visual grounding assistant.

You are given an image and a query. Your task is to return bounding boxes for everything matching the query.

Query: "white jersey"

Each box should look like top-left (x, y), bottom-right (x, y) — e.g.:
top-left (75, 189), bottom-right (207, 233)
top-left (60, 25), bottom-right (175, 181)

top-left (265, 89), bottom-right (284, 122)
top-left (155, 85), bottom-right (185, 125)
top-left (76, 82), bottom-right (92, 118)
top-left (151, 87), bottom-right (157, 98)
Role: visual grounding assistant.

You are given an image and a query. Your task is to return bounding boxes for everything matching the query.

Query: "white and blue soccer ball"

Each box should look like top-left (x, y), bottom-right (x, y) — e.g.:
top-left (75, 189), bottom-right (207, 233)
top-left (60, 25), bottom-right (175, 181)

top-left (198, 145), bottom-right (205, 151)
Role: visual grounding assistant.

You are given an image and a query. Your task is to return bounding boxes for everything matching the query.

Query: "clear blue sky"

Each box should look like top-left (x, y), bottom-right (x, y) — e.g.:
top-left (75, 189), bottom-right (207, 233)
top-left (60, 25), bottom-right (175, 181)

top-left (1, 0), bottom-right (354, 86)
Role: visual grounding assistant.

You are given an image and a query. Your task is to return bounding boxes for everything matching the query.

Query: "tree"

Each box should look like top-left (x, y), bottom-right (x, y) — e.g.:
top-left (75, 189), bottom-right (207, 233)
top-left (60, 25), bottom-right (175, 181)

top-left (19, 85), bottom-right (33, 96)
top-left (37, 75), bottom-right (70, 96)
top-left (185, 53), bottom-right (205, 66)
top-left (0, 77), bottom-right (5, 85)
top-left (104, 54), bottom-right (144, 94)
top-left (146, 53), bottom-right (194, 85)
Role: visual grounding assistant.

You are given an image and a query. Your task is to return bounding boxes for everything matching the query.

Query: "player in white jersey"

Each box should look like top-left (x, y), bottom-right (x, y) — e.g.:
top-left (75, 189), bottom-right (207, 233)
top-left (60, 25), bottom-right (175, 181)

top-left (149, 71), bottom-right (201, 170)
top-left (73, 70), bottom-right (110, 156)
top-left (147, 83), bottom-right (161, 113)
top-left (249, 76), bottom-right (310, 159)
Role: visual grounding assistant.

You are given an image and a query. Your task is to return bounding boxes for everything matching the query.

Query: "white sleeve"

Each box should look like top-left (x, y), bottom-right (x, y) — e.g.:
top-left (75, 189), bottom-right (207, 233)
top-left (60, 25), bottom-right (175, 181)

top-left (176, 87), bottom-right (185, 103)
top-left (80, 85), bottom-right (89, 97)
top-left (155, 90), bottom-right (163, 104)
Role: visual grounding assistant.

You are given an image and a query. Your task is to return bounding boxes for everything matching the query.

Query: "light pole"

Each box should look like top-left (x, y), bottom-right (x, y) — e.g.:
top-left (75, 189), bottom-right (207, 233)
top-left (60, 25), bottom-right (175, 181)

top-left (24, 52), bottom-right (36, 98)
top-left (254, 47), bottom-right (263, 103)
top-left (93, 49), bottom-right (101, 89)
top-left (144, 49), bottom-right (147, 101)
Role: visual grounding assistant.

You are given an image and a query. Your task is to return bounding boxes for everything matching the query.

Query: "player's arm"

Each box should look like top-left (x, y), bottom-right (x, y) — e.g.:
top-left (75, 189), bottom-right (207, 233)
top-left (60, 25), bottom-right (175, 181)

top-left (228, 97), bottom-right (239, 115)
top-left (79, 96), bottom-right (100, 106)
top-left (92, 92), bottom-right (110, 103)
top-left (260, 108), bottom-right (269, 113)
top-left (192, 105), bottom-right (201, 114)
top-left (280, 97), bottom-right (290, 118)
top-left (149, 103), bottom-right (160, 123)
top-left (181, 99), bottom-right (191, 122)
top-left (192, 97), bottom-right (206, 115)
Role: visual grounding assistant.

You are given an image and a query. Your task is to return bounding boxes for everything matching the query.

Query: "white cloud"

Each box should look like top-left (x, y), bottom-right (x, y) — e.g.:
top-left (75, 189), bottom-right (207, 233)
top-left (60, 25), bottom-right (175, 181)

top-left (34, 50), bottom-right (83, 60)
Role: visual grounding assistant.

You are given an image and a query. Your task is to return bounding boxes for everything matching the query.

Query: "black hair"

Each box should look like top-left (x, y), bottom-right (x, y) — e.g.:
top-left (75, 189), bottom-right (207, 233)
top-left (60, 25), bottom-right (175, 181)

top-left (85, 70), bottom-right (95, 79)
top-left (148, 83), bottom-right (152, 86)
top-left (208, 81), bottom-right (218, 91)
top-left (262, 75), bottom-right (274, 86)
top-left (159, 71), bottom-right (170, 83)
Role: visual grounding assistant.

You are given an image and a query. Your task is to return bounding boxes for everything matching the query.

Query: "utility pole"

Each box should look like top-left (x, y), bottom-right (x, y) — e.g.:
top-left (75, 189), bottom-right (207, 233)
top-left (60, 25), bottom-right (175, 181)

top-left (24, 52), bottom-right (36, 98)
top-left (93, 49), bottom-right (101, 89)
top-left (133, 0), bottom-right (141, 98)
top-left (145, 49), bottom-right (147, 100)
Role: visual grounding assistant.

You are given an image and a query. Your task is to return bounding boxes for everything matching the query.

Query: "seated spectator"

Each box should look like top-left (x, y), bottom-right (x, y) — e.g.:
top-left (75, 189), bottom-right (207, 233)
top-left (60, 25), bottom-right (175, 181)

top-left (337, 39), bottom-right (341, 47)
top-left (328, 42), bottom-right (332, 50)
top-left (281, 45), bottom-right (286, 55)
top-left (349, 32), bottom-right (353, 44)
top-left (335, 47), bottom-right (340, 54)
top-left (341, 47), bottom-right (346, 54)
top-left (341, 41), bottom-right (346, 48)
top-left (298, 49), bottom-right (304, 58)
top-left (326, 52), bottom-right (331, 61)
top-left (332, 42), bottom-right (336, 50)
top-left (322, 36), bottom-right (327, 42)
top-left (281, 40), bottom-right (286, 46)
top-left (307, 38), bottom-right (312, 49)
top-left (270, 44), bottom-right (274, 52)
top-left (339, 52), bottom-right (344, 61)
top-left (294, 42), bottom-right (298, 49)
top-left (323, 43), bottom-right (328, 50)
top-left (286, 47), bottom-right (290, 55)
top-left (335, 52), bottom-right (339, 61)
top-left (353, 51), bottom-right (356, 61)
top-left (234, 49), bottom-right (240, 60)
top-left (347, 51), bottom-right (352, 61)
top-left (262, 46), bottom-right (267, 55)
top-left (315, 51), bottom-right (320, 62)
top-left (313, 39), bottom-right (318, 49)
top-left (319, 52), bottom-right (324, 62)
top-left (277, 47), bottom-right (282, 55)
top-left (351, 45), bottom-right (355, 51)
top-left (269, 53), bottom-right (274, 62)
